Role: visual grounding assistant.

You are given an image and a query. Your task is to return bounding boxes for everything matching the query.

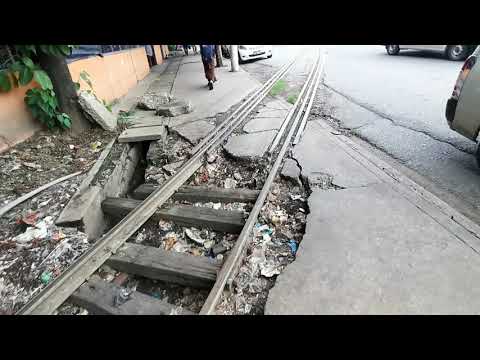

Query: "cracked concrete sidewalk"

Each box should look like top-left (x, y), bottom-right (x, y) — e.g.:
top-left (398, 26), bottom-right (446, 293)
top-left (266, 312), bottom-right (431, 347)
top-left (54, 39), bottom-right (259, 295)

top-left (265, 119), bottom-right (480, 315)
top-left (115, 54), bottom-right (262, 146)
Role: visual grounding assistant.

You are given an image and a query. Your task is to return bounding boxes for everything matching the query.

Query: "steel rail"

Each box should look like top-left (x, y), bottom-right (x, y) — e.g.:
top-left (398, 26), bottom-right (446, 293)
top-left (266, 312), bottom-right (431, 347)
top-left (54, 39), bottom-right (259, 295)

top-left (200, 51), bottom-right (324, 314)
top-left (18, 56), bottom-right (299, 315)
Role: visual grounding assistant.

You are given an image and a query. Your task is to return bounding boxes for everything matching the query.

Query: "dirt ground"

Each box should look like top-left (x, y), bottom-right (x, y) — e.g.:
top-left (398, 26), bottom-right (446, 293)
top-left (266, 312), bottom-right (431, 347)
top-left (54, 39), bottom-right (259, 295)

top-left (0, 128), bottom-right (116, 314)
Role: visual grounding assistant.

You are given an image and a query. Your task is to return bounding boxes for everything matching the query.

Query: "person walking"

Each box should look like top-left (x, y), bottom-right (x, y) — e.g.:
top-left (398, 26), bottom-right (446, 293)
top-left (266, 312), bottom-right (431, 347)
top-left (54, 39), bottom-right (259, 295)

top-left (200, 45), bottom-right (217, 90)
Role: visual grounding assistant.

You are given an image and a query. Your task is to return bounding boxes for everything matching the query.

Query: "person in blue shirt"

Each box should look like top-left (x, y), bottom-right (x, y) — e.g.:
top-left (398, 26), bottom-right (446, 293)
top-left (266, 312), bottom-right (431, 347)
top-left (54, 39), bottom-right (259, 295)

top-left (200, 45), bottom-right (217, 90)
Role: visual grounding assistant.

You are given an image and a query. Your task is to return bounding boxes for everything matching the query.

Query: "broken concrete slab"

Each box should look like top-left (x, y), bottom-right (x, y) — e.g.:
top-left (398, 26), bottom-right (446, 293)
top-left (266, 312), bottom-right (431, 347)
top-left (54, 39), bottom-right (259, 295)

top-left (266, 183), bottom-right (480, 314)
top-left (118, 125), bottom-right (166, 143)
top-left (169, 120), bottom-right (215, 145)
top-left (280, 158), bottom-right (301, 185)
top-left (78, 91), bottom-right (117, 132)
top-left (103, 143), bottom-right (143, 199)
top-left (137, 92), bottom-right (172, 110)
top-left (55, 185), bottom-right (106, 240)
top-left (243, 115), bottom-right (284, 133)
top-left (156, 100), bottom-right (193, 117)
top-left (293, 121), bottom-right (380, 188)
top-left (223, 131), bottom-right (276, 161)
top-left (129, 116), bottom-right (166, 128)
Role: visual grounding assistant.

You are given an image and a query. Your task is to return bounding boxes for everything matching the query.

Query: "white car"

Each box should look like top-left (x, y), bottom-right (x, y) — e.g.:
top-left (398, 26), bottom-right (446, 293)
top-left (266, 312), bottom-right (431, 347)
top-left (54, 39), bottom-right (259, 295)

top-left (221, 45), bottom-right (273, 63)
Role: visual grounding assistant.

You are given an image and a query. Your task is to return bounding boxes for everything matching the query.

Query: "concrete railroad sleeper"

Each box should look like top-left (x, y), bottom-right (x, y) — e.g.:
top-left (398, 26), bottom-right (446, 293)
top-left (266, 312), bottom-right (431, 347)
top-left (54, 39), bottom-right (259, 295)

top-left (17, 55), bottom-right (300, 315)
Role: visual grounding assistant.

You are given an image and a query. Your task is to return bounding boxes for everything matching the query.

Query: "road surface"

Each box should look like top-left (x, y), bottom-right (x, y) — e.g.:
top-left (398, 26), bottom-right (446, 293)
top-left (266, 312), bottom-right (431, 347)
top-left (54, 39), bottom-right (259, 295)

top-left (240, 45), bottom-right (480, 222)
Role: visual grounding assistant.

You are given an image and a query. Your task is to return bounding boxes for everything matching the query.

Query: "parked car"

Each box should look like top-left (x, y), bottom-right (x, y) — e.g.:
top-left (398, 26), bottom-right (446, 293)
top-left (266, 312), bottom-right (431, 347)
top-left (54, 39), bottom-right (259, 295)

top-left (385, 45), bottom-right (476, 61)
top-left (221, 45), bottom-right (273, 63)
top-left (445, 46), bottom-right (480, 166)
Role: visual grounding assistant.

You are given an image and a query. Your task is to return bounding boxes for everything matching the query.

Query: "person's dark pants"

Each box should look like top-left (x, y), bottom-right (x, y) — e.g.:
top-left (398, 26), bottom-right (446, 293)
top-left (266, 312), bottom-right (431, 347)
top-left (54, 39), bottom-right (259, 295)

top-left (203, 59), bottom-right (217, 82)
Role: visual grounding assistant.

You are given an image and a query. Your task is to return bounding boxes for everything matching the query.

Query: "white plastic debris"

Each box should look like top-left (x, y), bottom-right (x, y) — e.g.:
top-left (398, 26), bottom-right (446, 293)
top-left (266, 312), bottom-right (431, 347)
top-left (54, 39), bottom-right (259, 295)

top-left (159, 219), bottom-right (173, 231)
top-left (185, 228), bottom-right (205, 245)
top-left (260, 260), bottom-right (282, 278)
top-left (13, 216), bottom-right (53, 244)
top-left (135, 231), bottom-right (146, 244)
top-left (204, 240), bottom-right (215, 249)
top-left (207, 153), bottom-right (217, 164)
top-left (173, 242), bottom-right (189, 253)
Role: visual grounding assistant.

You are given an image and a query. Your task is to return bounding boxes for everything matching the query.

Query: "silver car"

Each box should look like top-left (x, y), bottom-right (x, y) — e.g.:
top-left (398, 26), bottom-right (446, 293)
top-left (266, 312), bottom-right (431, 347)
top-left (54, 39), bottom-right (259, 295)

top-left (446, 46), bottom-right (480, 165)
top-left (385, 45), bottom-right (475, 61)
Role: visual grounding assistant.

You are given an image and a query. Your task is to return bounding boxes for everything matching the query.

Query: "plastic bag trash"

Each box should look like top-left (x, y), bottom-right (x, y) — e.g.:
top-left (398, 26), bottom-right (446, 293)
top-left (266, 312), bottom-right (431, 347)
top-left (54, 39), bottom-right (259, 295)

top-left (14, 217), bottom-right (53, 244)
top-left (290, 194), bottom-right (304, 201)
top-left (113, 287), bottom-right (132, 307)
top-left (185, 228), bottom-right (205, 245)
top-left (203, 240), bottom-right (215, 249)
top-left (158, 219), bottom-right (173, 232)
top-left (135, 231), bottom-right (146, 244)
top-left (254, 224), bottom-right (271, 237)
top-left (260, 260), bottom-right (281, 278)
top-left (172, 242), bottom-right (189, 253)
top-left (40, 271), bottom-right (52, 285)
top-left (288, 240), bottom-right (298, 255)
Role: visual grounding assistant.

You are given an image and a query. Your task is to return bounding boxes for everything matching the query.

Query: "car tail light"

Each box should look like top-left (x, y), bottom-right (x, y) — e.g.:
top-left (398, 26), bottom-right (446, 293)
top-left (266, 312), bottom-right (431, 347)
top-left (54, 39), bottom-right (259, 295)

top-left (452, 55), bottom-right (477, 100)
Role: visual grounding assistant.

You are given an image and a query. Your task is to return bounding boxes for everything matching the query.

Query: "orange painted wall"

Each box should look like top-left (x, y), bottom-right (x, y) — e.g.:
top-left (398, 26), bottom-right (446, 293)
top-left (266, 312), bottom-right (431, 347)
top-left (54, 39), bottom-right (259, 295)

top-left (68, 47), bottom-right (149, 103)
top-left (0, 81), bottom-right (40, 153)
top-left (0, 46), bottom-right (161, 153)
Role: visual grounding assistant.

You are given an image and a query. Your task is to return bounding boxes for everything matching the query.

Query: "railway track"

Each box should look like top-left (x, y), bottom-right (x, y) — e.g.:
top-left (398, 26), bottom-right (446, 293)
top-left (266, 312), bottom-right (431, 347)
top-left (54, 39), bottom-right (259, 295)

top-left (17, 50), bottom-right (325, 315)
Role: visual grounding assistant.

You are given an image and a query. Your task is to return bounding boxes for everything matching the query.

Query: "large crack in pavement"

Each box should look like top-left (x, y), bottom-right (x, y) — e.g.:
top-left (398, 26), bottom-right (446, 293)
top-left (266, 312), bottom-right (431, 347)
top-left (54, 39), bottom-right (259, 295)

top-left (323, 83), bottom-right (476, 155)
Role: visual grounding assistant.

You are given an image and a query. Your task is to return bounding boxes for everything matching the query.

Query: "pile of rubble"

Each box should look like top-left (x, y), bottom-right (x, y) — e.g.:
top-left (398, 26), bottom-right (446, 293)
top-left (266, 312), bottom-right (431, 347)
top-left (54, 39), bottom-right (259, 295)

top-left (0, 204), bottom-right (90, 314)
top-left (144, 134), bottom-right (192, 186)
top-left (215, 179), bottom-right (309, 315)
top-left (137, 92), bottom-right (193, 117)
top-left (188, 147), bottom-right (271, 190)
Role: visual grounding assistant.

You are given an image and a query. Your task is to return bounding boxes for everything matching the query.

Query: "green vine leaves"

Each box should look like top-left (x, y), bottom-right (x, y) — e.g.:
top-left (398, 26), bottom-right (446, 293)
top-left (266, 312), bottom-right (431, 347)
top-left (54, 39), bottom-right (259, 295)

top-left (0, 45), bottom-right (75, 129)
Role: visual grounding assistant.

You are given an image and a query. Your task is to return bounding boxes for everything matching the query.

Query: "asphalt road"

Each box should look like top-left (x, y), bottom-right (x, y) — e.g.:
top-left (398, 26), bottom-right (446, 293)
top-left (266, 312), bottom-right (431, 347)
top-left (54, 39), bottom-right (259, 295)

top-left (241, 45), bottom-right (480, 219)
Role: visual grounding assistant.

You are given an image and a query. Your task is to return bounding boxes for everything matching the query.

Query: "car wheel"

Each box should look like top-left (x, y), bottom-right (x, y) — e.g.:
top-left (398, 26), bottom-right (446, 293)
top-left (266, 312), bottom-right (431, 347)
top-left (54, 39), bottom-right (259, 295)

top-left (446, 45), bottom-right (469, 61)
top-left (386, 45), bottom-right (400, 55)
top-left (238, 52), bottom-right (244, 64)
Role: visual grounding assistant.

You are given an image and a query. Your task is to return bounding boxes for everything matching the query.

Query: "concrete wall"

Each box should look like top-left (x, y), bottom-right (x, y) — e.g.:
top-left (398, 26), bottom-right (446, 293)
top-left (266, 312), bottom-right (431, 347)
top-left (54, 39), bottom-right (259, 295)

top-left (0, 46), bottom-right (159, 153)
top-left (69, 47), bottom-right (149, 103)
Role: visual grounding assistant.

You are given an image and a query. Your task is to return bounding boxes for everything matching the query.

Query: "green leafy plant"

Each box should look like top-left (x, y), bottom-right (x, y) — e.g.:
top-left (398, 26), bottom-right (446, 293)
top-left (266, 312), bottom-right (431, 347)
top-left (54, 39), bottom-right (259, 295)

top-left (0, 45), bottom-right (76, 129)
